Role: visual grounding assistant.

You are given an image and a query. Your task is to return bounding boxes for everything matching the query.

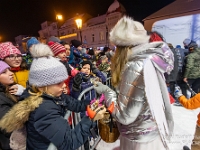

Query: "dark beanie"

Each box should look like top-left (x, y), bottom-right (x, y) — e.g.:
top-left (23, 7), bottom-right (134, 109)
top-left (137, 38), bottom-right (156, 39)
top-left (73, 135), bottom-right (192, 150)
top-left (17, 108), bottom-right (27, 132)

top-left (78, 60), bottom-right (92, 71)
top-left (71, 40), bottom-right (82, 48)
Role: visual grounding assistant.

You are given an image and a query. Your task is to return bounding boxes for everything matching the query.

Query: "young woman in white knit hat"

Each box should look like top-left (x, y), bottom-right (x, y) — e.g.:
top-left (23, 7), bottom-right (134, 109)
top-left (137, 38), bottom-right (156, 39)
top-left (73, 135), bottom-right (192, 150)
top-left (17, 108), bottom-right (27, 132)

top-left (0, 43), bottom-right (106, 150)
top-left (93, 16), bottom-right (174, 150)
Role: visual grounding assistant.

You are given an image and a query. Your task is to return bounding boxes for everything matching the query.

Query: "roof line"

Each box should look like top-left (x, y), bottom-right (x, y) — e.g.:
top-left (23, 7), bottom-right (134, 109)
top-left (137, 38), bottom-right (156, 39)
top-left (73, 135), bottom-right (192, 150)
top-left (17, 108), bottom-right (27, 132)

top-left (143, 8), bottom-right (200, 21)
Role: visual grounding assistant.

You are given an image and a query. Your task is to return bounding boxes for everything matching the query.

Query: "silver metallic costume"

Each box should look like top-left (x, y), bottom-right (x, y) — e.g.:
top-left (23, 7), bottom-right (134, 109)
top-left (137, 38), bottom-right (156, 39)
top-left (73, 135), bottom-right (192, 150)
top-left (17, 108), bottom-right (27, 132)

top-left (104, 42), bottom-right (174, 147)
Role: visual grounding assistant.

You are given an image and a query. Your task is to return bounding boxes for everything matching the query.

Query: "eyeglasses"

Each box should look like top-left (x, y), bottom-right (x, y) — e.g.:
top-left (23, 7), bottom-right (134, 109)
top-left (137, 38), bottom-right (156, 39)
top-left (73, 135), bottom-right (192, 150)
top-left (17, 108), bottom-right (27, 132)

top-left (6, 54), bottom-right (22, 60)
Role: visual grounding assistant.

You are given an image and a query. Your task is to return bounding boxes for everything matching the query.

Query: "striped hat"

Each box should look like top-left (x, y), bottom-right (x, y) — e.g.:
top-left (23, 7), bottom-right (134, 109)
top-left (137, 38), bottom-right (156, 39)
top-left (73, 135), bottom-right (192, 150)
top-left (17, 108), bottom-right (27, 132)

top-left (48, 41), bottom-right (66, 56)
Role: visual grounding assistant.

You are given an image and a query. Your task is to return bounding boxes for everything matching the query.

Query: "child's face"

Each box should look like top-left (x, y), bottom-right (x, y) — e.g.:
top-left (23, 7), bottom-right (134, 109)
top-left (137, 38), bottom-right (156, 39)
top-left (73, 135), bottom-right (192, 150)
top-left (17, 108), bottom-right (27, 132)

top-left (4, 54), bottom-right (22, 68)
top-left (46, 81), bottom-right (66, 97)
top-left (0, 68), bottom-right (14, 86)
top-left (57, 52), bottom-right (67, 61)
top-left (64, 44), bottom-right (70, 56)
top-left (80, 64), bottom-right (90, 75)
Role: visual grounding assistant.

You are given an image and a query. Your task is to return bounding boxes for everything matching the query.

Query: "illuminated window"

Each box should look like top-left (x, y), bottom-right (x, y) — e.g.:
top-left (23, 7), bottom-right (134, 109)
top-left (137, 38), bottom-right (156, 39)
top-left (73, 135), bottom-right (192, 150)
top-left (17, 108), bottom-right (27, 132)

top-left (99, 31), bottom-right (104, 41)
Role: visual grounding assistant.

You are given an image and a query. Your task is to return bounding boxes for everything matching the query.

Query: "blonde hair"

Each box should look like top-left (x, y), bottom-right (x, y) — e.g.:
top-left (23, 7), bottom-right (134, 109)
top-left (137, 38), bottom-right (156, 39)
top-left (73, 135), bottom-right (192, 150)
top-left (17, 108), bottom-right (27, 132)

top-left (111, 46), bottom-right (130, 87)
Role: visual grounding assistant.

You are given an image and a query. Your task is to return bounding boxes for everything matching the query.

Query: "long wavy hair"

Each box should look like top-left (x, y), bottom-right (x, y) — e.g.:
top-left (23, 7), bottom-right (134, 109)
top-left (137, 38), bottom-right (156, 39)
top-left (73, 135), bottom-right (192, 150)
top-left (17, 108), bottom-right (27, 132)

top-left (111, 46), bottom-right (130, 87)
top-left (0, 83), bottom-right (18, 103)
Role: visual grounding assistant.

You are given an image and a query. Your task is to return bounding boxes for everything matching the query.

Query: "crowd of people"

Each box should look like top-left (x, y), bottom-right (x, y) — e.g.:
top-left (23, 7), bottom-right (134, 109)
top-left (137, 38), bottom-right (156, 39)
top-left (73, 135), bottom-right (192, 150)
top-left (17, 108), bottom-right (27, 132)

top-left (0, 16), bottom-right (199, 150)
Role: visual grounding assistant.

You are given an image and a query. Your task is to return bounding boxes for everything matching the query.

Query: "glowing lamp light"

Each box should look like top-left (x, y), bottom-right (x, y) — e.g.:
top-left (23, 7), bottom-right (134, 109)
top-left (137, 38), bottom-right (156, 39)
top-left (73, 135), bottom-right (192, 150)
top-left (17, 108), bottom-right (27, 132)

top-left (56, 15), bottom-right (63, 20)
top-left (75, 19), bottom-right (82, 29)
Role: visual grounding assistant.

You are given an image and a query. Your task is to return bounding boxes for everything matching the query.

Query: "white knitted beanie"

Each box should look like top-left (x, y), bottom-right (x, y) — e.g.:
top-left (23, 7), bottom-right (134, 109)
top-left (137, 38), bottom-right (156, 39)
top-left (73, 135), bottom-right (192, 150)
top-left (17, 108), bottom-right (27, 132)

top-left (29, 43), bottom-right (68, 87)
top-left (109, 16), bottom-right (149, 46)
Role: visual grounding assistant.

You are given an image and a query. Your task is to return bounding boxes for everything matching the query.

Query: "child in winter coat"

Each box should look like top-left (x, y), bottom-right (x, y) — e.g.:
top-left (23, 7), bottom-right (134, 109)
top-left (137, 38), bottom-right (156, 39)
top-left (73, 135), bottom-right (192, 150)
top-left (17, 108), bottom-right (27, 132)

top-left (98, 55), bottom-right (111, 78)
top-left (0, 61), bottom-right (25, 150)
top-left (48, 41), bottom-right (79, 94)
top-left (70, 40), bottom-right (92, 67)
top-left (0, 43), bottom-right (106, 150)
top-left (175, 86), bottom-right (200, 150)
top-left (70, 60), bottom-right (106, 102)
top-left (0, 42), bottom-right (29, 89)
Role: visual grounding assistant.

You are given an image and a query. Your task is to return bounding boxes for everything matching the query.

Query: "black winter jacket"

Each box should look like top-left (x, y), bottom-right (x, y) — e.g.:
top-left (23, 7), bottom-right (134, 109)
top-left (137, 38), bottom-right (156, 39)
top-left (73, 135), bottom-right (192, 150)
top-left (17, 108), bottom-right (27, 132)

top-left (0, 84), bottom-right (16, 150)
top-left (26, 93), bottom-right (93, 150)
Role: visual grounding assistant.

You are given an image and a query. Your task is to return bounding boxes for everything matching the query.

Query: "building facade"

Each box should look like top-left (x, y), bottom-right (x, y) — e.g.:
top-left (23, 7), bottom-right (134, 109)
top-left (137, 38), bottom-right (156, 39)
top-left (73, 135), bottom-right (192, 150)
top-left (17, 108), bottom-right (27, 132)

top-left (38, 0), bottom-right (126, 49)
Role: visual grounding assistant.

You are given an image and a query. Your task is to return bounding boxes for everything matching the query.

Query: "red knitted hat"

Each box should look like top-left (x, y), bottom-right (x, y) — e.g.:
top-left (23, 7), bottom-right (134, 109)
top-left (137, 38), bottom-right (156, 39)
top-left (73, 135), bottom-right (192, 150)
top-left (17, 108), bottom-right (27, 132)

top-left (48, 41), bottom-right (66, 56)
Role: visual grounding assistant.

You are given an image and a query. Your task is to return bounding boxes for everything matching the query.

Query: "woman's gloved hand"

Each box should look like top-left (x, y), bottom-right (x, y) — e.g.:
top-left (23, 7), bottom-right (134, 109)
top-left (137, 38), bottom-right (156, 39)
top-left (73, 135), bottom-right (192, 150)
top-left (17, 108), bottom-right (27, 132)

top-left (93, 82), bottom-right (110, 94)
top-left (87, 105), bottom-right (106, 121)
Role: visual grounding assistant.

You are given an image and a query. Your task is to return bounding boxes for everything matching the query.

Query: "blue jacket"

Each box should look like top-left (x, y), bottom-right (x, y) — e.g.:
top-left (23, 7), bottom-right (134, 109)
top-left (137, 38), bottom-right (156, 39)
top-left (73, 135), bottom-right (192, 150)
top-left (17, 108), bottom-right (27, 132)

top-left (26, 93), bottom-right (93, 150)
top-left (69, 47), bottom-right (92, 67)
top-left (70, 75), bottom-right (95, 101)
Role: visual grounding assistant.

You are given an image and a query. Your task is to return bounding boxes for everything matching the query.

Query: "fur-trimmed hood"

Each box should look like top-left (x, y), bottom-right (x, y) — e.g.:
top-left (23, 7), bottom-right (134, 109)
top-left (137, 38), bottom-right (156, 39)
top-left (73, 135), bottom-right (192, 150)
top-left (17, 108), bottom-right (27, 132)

top-left (0, 94), bottom-right (43, 133)
top-left (109, 16), bottom-right (150, 46)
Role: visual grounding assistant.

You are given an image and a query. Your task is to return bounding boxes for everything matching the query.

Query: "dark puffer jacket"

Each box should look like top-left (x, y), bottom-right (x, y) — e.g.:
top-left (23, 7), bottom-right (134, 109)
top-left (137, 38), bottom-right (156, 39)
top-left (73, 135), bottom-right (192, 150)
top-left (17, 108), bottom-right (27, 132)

top-left (26, 93), bottom-right (93, 150)
top-left (0, 84), bottom-right (16, 150)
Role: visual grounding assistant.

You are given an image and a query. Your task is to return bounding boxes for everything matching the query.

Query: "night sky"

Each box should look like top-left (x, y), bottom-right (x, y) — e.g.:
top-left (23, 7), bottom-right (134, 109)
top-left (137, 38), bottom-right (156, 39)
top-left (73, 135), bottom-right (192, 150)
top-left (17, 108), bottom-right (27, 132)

top-left (0, 0), bottom-right (174, 42)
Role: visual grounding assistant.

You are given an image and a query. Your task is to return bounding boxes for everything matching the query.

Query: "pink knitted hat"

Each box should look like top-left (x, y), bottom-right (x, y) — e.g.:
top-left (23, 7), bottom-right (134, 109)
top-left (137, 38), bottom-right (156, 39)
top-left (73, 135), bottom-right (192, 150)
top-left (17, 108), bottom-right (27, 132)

top-left (0, 42), bottom-right (21, 60)
top-left (48, 41), bottom-right (66, 56)
top-left (0, 61), bottom-right (10, 74)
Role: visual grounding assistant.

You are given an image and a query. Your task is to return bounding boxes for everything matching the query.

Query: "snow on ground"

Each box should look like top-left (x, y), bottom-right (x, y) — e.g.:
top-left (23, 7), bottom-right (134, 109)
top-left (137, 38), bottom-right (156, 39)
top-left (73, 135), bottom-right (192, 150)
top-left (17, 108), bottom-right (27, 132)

top-left (96, 105), bottom-right (200, 150)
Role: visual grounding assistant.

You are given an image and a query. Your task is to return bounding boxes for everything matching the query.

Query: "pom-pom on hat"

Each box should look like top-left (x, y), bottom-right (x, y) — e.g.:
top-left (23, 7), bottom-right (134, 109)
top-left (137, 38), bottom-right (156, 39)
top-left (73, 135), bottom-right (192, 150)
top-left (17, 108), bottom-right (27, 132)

top-left (48, 41), bottom-right (66, 56)
top-left (109, 16), bottom-right (150, 46)
top-left (0, 61), bottom-right (10, 74)
top-left (0, 42), bottom-right (21, 60)
top-left (71, 40), bottom-right (82, 48)
top-left (27, 37), bottom-right (39, 50)
top-left (29, 43), bottom-right (68, 87)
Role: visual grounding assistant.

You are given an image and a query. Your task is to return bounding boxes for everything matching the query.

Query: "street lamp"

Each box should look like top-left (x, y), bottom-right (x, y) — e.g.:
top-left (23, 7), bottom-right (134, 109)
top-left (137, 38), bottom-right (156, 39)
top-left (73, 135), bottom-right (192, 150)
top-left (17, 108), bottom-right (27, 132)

top-left (56, 14), bottom-right (63, 20)
top-left (75, 18), bottom-right (82, 43)
top-left (56, 14), bottom-right (63, 37)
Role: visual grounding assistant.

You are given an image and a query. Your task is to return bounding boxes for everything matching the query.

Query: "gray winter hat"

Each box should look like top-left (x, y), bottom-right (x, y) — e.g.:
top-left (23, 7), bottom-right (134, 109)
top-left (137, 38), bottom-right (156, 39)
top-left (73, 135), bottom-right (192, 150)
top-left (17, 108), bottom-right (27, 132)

top-left (29, 43), bottom-right (68, 87)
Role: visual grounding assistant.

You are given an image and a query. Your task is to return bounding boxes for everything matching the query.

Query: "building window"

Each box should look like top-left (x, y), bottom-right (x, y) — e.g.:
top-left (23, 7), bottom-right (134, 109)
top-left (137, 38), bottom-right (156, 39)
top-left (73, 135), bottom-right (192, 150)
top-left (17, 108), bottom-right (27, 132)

top-left (99, 31), bottom-right (104, 41)
top-left (92, 34), bottom-right (95, 42)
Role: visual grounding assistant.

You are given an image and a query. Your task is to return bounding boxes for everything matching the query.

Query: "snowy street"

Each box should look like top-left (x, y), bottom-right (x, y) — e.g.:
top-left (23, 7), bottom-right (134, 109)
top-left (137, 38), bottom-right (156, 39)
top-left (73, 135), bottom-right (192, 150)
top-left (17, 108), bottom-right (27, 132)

top-left (96, 105), bottom-right (200, 150)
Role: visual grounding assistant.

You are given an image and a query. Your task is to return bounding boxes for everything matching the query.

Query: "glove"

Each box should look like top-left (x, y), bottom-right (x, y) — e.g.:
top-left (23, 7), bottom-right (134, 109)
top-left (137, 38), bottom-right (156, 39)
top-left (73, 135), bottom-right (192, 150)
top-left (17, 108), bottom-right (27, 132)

top-left (93, 82), bottom-right (110, 94)
top-left (174, 86), bottom-right (183, 98)
top-left (87, 105), bottom-right (106, 121)
top-left (72, 73), bottom-right (82, 91)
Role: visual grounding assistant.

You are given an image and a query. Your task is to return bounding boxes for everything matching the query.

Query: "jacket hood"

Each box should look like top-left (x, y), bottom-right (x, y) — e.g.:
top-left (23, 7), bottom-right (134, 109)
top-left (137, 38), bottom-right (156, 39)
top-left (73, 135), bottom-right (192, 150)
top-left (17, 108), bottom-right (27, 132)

top-left (0, 93), bottom-right (43, 133)
top-left (128, 41), bottom-right (174, 74)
